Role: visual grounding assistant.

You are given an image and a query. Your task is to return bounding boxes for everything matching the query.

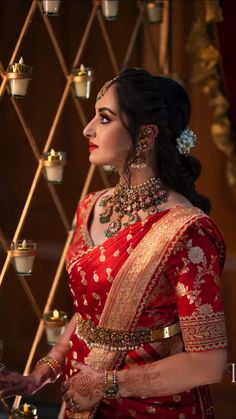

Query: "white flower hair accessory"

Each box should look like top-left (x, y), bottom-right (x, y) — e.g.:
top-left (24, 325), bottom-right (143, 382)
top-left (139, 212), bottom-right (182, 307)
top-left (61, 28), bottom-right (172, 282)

top-left (176, 128), bottom-right (197, 155)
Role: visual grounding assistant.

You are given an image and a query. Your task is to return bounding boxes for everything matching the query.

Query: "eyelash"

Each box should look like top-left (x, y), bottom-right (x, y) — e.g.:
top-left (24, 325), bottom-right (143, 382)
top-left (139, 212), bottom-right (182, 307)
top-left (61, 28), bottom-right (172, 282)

top-left (99, 114), bottom-right (110, 124)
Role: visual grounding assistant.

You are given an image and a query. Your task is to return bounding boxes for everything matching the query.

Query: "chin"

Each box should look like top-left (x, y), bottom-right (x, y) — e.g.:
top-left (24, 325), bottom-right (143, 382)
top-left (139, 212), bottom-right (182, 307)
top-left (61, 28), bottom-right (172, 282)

top-left (89, 154), bottom-right (114, 167)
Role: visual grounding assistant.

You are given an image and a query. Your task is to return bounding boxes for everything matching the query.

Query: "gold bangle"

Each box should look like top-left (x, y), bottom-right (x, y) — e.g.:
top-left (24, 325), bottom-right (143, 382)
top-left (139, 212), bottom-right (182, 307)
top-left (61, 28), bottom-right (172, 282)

top-left (35, 356), bottom-right (62, 382)
top-left (104, 370), bottom-right (119, 398)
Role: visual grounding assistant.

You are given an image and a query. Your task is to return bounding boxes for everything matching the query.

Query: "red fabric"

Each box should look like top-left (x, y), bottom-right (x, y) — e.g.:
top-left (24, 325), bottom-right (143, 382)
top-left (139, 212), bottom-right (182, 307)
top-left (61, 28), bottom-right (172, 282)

top-left (63, 191), bottom-right (227, 418)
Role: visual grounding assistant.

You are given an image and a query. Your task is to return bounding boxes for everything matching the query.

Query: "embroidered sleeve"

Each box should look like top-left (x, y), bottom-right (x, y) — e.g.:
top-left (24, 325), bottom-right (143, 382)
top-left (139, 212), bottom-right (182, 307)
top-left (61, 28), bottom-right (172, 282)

top-left (167, 223), bottom-right (228, 352)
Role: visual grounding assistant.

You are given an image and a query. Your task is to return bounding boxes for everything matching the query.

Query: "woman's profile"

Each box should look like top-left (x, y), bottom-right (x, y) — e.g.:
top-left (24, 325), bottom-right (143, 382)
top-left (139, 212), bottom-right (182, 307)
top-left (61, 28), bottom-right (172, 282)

top-left (0, 68), bottom-right (228, 419)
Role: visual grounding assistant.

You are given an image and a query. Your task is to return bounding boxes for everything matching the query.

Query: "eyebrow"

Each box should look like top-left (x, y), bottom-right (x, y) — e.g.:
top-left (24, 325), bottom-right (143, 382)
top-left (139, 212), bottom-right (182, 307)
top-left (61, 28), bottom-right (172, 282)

top-left (98, 107), bottom-right (117, 116)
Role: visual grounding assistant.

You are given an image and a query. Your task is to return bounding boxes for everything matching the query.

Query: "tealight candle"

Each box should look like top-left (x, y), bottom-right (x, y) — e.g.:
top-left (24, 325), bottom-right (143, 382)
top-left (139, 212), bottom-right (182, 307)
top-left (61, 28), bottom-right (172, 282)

top-left (42, 149), bottom-right (66, 183)
top-left (146, 1), bottom-right (164, 24)
top-left (72, 65), bottom-right (94, 99)
top-left (43, 309), bottom-right (68, 346)
top-left (7, 57), bottom-right (32, 98)
top-left (10, 403), bottom-right (38, 418)
top-left (11, 240), bottom-right (37, 276)
top-left (101, 0), bottom-right (119, 20)
top-left (42, 0), bottom-right (61, 16)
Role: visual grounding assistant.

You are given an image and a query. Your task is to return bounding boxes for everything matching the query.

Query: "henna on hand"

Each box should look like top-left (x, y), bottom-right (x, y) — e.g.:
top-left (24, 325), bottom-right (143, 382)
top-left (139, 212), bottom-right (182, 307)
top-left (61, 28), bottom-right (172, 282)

top-left (119, 363), bottom-right (166, 398)
top-left (70, 372), bottom-right (104, 400)
top-left (62, 363), bottom-right (104, 412)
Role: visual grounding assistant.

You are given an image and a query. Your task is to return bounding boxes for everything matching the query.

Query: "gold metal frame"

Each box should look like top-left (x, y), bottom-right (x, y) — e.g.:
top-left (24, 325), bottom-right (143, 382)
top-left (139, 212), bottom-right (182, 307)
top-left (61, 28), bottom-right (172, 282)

top-left (0, 0), bottom-right (170, 416)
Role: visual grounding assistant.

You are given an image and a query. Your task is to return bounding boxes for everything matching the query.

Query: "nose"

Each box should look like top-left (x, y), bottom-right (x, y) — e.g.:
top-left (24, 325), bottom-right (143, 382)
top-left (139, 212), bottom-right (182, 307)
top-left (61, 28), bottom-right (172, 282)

top-left (83, 118), bottom-right (96, 140)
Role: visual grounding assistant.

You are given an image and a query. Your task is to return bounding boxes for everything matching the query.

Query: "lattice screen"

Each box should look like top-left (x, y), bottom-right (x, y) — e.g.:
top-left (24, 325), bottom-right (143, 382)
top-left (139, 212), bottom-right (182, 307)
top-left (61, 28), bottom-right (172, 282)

top-left (0, 0), bottom-right (170, 417)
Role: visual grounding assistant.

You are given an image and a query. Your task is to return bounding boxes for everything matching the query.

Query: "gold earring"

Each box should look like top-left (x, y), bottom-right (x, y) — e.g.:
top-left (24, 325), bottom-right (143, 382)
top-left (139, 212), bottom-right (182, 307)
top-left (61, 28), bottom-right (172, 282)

top-left (130, 133), bottom-right (154, 169)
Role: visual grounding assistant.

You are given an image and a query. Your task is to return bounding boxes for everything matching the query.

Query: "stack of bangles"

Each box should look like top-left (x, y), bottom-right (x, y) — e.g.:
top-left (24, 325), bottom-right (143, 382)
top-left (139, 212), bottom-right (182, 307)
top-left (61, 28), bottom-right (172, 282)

top-left (35, 357), bottom-right (120, 399)
top-left (35, 356), bottom-right (62, 383)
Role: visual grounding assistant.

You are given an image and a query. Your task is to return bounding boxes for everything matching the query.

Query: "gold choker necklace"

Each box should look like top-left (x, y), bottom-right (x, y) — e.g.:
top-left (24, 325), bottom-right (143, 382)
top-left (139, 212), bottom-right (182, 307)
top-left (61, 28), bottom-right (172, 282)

top-left (99, 177), bottom-right (168, 238)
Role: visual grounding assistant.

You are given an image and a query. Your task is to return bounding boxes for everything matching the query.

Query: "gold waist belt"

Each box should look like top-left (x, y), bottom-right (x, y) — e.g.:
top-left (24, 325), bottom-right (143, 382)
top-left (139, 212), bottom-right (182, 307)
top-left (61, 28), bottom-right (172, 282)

top-left (75, 315), bottom-right (181, 352)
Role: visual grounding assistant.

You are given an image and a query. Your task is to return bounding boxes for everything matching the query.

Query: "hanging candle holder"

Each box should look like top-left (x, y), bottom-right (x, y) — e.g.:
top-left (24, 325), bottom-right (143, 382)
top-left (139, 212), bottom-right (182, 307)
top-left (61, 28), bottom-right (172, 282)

top-left (10, 403), bottom-right (38, 419)
top-left (43, 309), bottom-right (68, 346)
top-left (42, 149), bottom-right (66, 184)
top-left (72, 64), bottom-right (94, 99)
top-left (11, 240), bottom-right (37, 276)
top-left (42, 0), bottom-right (61, 16)
top-left (100, 0), bottom-right (119, 20)
top-left (146, 0), bottom-right (164, 24)
top-left (7, 57), bottom-right (32, 98)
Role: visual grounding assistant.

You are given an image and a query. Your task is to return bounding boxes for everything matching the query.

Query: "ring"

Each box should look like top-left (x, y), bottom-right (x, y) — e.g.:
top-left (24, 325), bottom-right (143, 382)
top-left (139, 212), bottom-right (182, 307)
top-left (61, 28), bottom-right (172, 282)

top-left (67, 399), bottom-right (75, 408)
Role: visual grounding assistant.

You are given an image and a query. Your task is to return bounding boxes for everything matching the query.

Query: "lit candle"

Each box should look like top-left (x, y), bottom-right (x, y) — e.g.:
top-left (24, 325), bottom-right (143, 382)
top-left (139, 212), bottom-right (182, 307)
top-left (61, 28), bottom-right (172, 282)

top-left (72, 65), bottom-right (94, 99)
top-left (10, 403), bottom-right (38, 418)
top-left (7, 57), bottom-right (32, 98)
top-left (101, 0), bottom-right (119, 20)
top-left (43, 309), bottom-right (68, 346)
top-left (42, 0), bottom-right (61, 15)
top-left (146, 1), bottom-right (164, 24)
top-left (11, 240), bottom-right (37, 276)
top-left (42, 149), bottom-right (66, 183)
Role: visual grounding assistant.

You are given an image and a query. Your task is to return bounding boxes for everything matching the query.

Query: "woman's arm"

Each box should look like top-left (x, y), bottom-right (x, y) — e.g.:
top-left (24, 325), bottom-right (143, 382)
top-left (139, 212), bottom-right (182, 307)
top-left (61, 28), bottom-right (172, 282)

top-left (0, 313), bottom-right (77, 398)
top-left (61, 347), bottom-right (227, 413)
top-left (118, 348), bottom-right (227, 398)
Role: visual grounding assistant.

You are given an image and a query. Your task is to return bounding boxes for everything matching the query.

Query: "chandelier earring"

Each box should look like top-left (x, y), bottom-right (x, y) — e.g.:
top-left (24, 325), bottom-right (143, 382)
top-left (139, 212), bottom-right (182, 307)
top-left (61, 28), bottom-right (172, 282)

top-left (130, 126), bottom-right (155, 169)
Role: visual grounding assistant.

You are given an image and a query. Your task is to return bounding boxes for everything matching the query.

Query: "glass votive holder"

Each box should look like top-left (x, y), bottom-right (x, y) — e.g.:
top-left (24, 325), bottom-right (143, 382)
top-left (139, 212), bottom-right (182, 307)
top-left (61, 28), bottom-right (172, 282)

top-left (43, 309), bottom-right (68, 346)
top-left (72, 65), bottom-right (94, 99)
top-left (146, 1), bottom-right (164, 24)
top-left (10, 403), bottom-right (38, 418)
top-left (100, 0), bottom-right (119, 20)
top-left (7, 57), bottom-right (32, 98)
top-left (42, 149), bottom-right (66, 184)
top-left (11, 240), bottom-right (37, 276)
top-left (42, 0), bottom-right (61, 16)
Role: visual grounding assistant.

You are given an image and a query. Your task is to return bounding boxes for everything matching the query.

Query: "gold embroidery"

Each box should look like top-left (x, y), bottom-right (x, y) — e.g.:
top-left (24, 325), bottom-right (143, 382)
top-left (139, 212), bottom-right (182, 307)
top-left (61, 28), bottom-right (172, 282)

top-left (100, 207), bottom-right (205, 331)
top-left (180, 310), bottom-right (228, 351)
top-left (85, 207), bottom-right (206, 377)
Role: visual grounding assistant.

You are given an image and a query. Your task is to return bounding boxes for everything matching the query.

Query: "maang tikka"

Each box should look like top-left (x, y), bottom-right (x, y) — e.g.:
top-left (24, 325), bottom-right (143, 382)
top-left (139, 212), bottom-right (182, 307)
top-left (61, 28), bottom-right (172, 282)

top-left (130, 126), bottom-right (155, 169)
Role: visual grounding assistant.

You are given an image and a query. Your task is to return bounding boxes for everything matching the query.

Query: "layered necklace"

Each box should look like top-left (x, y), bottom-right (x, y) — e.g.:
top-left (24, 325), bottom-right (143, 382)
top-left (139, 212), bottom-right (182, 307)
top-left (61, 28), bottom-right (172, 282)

top-left (98, 177), bottom-right (168, 238)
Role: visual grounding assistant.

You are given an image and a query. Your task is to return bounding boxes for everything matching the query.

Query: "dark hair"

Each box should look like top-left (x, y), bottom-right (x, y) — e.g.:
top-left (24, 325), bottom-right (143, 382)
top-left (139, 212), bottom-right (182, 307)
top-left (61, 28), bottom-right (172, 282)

top-left (111, 67), bottom-right (211, 214)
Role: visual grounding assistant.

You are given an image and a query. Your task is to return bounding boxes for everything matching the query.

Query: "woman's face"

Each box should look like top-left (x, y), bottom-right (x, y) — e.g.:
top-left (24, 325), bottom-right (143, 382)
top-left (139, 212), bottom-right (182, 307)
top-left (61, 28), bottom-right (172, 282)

top-left (83, 85), bottom-right (132, 168)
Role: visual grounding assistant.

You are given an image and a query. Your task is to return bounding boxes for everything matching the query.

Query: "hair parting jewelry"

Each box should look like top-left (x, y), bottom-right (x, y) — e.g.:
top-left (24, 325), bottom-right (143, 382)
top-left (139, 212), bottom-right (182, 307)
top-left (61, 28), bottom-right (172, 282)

top-left (35, 356), bottom-right (62, 382)
top-left (96, 76), bottom-right (119, 101)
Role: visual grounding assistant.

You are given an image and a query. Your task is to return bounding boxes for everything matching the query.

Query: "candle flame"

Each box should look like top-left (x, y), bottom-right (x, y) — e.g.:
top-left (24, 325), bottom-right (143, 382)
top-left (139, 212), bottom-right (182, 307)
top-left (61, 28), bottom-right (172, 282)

top-left (80, 64), bottom-right (85, 71)
top-left (19, 57), bottom-right (24, 65)
top-left (50, 148), bottom-right (56, 156)
top-left (53, 309), bottom-right (59, 318)
top-left (23, 403), bottom-right (29, 413)
top-left (22, 240), bottom-right (27, 249)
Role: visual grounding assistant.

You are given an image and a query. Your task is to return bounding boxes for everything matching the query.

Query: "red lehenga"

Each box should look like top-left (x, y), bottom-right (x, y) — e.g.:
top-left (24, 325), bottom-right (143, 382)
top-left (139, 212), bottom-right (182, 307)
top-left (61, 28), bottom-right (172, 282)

top-left (63, 189), bottom-right (228, 419)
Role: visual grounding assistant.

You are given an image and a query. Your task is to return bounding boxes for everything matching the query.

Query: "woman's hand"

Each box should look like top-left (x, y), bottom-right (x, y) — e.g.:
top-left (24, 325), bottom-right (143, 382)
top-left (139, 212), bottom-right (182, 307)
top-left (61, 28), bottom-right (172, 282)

top-left (62, 361), bottom-right (104, 413)
top-left (0, 363), bottom-right (50, 399)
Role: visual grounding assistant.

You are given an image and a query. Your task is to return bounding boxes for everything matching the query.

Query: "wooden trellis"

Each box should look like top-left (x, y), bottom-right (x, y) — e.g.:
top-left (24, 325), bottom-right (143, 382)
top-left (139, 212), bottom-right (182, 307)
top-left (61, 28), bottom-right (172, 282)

top-left (0, 0), bottom-right (170, 417)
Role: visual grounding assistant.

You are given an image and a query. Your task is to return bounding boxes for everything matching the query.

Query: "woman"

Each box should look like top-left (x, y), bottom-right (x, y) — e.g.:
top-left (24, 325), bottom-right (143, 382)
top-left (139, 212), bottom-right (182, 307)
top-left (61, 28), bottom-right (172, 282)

top-left (0, 68), bottom-right (228, 419)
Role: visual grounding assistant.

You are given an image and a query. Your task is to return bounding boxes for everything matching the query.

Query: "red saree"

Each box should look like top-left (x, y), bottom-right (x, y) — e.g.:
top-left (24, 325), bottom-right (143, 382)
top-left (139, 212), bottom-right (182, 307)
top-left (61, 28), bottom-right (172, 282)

top-left (63, 189), bottom-right (228, 419)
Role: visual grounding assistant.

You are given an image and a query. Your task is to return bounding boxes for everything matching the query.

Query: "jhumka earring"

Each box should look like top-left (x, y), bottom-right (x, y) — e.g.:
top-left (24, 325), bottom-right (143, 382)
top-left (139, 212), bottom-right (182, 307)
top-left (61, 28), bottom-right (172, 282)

top-left (130, 126), bottom-right (155, 169)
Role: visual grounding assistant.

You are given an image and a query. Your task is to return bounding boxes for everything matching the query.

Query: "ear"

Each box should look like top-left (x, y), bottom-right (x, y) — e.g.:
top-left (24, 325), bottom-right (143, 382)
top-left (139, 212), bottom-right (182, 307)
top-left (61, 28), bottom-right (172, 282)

top-left (138, 124), bottom-right (158, 139)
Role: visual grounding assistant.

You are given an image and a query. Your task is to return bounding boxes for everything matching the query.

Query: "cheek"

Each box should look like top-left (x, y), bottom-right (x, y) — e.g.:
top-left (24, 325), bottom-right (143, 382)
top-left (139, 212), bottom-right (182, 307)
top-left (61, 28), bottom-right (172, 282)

top-left (102, 128), bottom-right (132, 154)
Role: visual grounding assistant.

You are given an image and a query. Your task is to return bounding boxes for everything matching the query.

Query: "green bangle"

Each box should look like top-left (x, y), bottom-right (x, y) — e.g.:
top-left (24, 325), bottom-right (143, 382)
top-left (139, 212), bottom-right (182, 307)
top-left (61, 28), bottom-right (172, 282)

top-left (104, 370), bottom-right (119, 398)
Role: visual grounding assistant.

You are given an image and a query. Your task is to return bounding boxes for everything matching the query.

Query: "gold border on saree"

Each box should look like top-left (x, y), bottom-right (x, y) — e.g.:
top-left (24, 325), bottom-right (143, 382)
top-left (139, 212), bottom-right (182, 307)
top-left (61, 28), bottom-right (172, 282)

top-left (75, 315), bottom-right (181, 352)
